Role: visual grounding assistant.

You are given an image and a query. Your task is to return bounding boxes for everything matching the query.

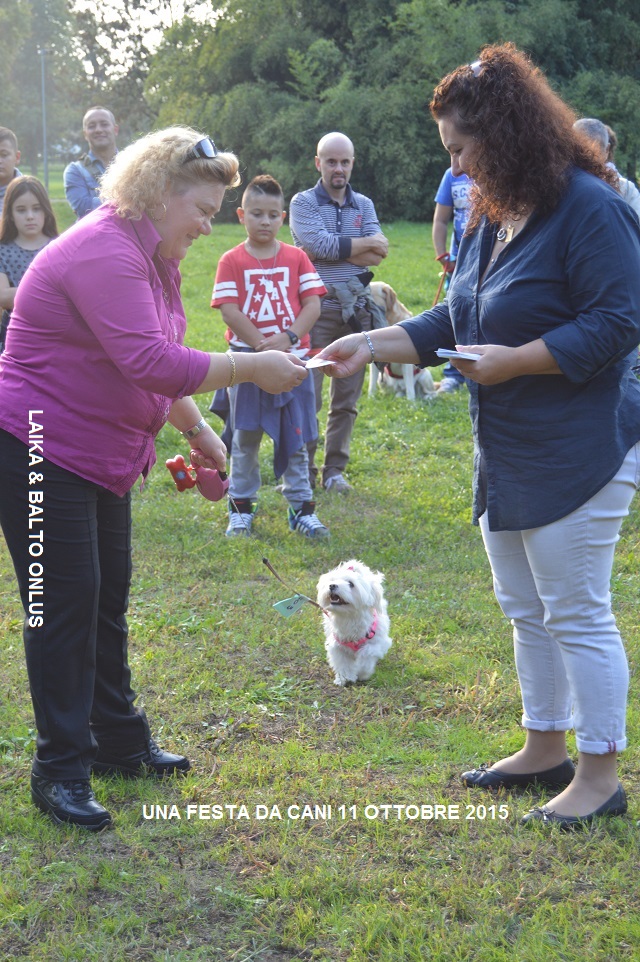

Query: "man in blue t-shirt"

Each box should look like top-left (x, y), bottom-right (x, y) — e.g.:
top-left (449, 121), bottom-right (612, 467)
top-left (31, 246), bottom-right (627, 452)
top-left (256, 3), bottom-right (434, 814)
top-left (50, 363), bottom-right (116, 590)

top-left (432, 168), bottom-right (472, 393)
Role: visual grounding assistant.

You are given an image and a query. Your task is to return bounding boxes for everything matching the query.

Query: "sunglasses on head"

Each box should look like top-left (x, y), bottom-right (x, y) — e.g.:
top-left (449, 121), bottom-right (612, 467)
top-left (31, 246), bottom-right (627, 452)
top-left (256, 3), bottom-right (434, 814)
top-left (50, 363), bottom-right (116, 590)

top-left (183, 137), bottom-right (218, 163)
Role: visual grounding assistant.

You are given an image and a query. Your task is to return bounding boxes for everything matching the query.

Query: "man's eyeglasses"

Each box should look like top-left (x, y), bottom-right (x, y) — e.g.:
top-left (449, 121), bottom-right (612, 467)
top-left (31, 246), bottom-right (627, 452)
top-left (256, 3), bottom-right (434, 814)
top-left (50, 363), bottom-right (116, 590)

top-left (183, 137), bottom-right (218, 163)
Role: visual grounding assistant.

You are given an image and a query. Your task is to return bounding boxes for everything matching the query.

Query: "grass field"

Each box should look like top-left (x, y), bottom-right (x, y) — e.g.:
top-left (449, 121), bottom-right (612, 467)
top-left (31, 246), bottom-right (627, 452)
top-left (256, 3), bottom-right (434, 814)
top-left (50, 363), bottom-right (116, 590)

top-left (1, 208), bottom-right (640, 961)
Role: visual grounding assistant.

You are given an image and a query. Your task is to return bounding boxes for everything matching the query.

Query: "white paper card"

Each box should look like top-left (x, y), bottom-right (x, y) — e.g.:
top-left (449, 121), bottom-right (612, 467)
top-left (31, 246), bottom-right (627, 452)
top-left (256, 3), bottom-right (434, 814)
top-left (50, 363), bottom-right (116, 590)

top-left (305, 356), bottom-right (334, 369)
top-left (435, 349), bottom-right (482, 361)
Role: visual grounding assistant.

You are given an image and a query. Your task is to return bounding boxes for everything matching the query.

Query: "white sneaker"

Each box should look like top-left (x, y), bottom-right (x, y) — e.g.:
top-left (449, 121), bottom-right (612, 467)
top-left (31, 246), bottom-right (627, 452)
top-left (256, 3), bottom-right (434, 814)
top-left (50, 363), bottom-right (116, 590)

top-left (436, 376), bottom-right (464, 394)
top-left (225, 500), bottom-right (254, 537)
top-left (324, 474), bottom-right (353, 493)
top-left (288, 503), bottom-right (330, 539)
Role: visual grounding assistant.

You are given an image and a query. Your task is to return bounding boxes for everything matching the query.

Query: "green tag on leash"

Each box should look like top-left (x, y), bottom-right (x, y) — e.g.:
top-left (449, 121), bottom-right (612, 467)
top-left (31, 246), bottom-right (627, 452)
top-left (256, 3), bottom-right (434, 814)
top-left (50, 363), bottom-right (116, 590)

top-left (272, 594), bottom-right (307, 617)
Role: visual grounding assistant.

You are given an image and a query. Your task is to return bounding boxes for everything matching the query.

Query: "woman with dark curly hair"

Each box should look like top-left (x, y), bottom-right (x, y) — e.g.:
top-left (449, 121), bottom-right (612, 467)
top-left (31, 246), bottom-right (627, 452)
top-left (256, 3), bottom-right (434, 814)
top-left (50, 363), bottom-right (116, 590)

top-left (315, 43), bottom-right (640, 830)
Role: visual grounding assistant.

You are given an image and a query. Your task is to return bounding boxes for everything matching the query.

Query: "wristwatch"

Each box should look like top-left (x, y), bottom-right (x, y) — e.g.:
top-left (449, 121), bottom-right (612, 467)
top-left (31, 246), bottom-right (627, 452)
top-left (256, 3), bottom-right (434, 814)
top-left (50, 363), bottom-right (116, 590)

top-left (182, 417), bottom-right (207, 440)
top-left (285, 329), bottom-right (300, 346)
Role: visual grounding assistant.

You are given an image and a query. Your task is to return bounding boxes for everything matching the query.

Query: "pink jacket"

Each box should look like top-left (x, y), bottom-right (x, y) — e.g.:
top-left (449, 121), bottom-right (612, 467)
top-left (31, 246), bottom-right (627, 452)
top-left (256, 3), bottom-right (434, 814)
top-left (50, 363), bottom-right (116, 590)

top-left (0, 205), bottom-right (211, 495)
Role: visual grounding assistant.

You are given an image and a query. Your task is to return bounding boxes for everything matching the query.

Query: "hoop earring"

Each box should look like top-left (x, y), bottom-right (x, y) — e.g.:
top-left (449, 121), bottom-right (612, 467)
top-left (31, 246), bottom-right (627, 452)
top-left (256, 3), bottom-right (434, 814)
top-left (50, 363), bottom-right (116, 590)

top-left (150, 202), bottom-right (167, 222)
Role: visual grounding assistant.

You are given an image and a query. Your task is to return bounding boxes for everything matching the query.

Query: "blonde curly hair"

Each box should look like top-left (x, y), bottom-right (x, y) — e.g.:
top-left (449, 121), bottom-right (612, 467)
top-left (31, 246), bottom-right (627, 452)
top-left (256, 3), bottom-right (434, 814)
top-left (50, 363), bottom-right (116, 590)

top-left (100, 126), bottom-right (241, 219)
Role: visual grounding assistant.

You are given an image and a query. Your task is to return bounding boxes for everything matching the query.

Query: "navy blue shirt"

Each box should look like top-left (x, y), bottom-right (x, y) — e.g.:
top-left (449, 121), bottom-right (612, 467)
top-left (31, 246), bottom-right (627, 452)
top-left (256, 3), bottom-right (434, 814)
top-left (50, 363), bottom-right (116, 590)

top-left (402, 168), bottom-right (640, 531)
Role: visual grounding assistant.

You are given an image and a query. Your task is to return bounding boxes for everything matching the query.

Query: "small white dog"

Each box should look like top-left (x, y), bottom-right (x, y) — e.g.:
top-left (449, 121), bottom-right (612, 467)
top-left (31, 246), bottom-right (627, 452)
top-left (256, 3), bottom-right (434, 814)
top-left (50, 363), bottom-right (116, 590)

top-left (317, 559), bottom-right (392, 686)
top-left (368, 282), bottom-right (436, 401)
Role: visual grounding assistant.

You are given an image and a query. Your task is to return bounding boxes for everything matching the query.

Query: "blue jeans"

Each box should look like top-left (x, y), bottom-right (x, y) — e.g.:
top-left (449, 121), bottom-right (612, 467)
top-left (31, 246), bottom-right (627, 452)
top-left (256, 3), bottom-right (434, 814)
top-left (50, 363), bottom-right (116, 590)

top-left (479, 442), bottom-right (640, 754)
top-left (227, 385), bottom-right (313, 507)
top-left (441, 362), bottom-right (465, 384)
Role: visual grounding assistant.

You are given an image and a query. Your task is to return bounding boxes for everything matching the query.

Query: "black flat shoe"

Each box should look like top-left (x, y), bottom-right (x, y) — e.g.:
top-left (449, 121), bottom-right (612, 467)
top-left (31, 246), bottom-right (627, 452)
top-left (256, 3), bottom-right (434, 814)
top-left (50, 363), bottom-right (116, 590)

top-left (31, 774), bottom-right (112, 831)
top-left (521, 784), bottom-right (627, 831)
top-left (461, 758), bottom-right (575, 791)
top-left (92, 737), bottom-right (191, 778)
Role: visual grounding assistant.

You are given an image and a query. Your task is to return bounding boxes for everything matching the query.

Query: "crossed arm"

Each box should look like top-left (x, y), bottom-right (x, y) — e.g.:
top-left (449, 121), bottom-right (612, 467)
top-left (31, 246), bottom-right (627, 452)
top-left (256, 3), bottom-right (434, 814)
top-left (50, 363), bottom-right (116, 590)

top-left (289, 192), bottom-right (389, 267)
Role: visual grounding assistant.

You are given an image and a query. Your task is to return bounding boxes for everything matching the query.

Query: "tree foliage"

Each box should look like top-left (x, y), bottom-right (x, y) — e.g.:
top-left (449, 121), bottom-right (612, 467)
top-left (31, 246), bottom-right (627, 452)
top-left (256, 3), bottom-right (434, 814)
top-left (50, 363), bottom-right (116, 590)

top-left (144, 0), bottom-right (640, 220)
top-left (4, 0), bottom-right (640, 216)
top-left (1, 0), bottom-right (86, 171)
top-left (1, 0), bottom-right (212, 170)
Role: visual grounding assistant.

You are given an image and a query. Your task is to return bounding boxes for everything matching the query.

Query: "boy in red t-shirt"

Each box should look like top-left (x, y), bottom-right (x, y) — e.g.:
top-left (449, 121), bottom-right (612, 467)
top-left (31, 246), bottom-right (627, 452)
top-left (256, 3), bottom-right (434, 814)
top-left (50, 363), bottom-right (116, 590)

top-left (211, 175), bottom-right (329, 538)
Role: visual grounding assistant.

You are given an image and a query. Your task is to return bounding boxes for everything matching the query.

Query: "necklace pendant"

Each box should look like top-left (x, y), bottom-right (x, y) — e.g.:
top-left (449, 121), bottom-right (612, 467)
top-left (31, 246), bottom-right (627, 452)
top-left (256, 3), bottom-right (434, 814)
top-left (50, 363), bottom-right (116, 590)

top-left (246, 240), bottom-right (279, 273)
top-left (497, 225), bottom-right (514, 243)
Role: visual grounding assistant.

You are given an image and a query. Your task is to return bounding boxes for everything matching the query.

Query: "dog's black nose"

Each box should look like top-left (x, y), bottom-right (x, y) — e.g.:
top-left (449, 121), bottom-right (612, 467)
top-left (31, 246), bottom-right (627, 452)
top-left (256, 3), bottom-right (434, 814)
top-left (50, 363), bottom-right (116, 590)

top-left (329, 583), bottom-right (337, 592)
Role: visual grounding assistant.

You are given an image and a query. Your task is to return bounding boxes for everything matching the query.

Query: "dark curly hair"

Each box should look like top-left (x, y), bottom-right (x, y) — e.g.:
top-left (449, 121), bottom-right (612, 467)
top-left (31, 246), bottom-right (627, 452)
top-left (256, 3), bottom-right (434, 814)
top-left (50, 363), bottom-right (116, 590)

top-left (430, 43), bottom-right (617, 231)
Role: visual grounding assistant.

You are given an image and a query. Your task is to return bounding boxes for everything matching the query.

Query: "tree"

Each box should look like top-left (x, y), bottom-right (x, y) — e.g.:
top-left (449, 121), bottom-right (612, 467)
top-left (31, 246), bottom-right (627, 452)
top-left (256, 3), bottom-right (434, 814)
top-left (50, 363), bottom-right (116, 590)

top-left (67, 1), bottom-right (213, 143)
top-left (2, 0), bottom-right (86, 171)
top-left (0, 0), bottom-right (30, 100)
top-left (143, 0), bottom-right (640, 221)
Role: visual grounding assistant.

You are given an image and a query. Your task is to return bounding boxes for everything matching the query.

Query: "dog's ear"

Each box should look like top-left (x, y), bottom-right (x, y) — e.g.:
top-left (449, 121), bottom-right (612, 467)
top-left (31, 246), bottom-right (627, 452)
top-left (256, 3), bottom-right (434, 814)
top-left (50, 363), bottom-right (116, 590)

top-left (316, 571), bottom-right (330, 603)
top-left (370, 570), bottom-right (385, 608)
top-left (354, 566), bottom-right (384, 609)
top-left (386, 286), bottom-right (398, 312)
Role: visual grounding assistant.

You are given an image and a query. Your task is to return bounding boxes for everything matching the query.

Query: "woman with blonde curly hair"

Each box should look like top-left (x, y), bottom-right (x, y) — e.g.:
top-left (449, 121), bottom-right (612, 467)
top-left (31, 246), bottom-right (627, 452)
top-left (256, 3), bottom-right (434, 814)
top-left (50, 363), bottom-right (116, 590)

top-left (316, 44), bottom-right (640, 830)
top-left (0, 127), bottom-right (309, 830)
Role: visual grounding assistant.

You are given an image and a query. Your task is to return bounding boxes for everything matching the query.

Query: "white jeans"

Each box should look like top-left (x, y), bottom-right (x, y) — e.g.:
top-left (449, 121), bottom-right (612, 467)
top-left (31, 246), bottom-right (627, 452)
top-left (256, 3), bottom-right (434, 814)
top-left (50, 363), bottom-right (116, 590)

top-left (480, 442), bottom-right (640, 754)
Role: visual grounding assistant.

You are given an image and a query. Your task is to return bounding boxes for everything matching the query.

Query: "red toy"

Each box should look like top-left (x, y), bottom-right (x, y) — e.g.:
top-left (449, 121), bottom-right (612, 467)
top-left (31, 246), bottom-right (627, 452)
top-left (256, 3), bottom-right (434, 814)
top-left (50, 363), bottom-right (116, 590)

top-left (166, 454), bottom-right (229, 502)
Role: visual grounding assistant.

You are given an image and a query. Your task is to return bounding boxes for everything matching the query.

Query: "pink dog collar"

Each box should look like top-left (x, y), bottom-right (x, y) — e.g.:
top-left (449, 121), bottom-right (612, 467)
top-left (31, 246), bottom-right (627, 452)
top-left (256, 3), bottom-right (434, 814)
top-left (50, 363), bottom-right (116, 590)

top-left (330, 613), bottom-right (378, 652)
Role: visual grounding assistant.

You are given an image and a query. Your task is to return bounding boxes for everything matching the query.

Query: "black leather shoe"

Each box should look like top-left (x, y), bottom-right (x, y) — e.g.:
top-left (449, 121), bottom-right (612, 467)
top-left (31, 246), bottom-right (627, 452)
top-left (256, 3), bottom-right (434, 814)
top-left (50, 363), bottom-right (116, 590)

top-left (31, 774), bottom-right (112, 831)
top-left (92, 737), bottom-right (191, 778)
top-left (461, 758), bottom-right (575, 791)
top-left (521, 784), bottom-right (627, 831)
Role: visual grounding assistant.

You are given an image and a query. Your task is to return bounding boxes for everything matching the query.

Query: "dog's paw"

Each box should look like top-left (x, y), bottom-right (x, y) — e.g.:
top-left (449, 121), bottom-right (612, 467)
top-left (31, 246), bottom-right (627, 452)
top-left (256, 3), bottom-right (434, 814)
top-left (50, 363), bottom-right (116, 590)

top-left (333, 675), bottom-right (347, 686)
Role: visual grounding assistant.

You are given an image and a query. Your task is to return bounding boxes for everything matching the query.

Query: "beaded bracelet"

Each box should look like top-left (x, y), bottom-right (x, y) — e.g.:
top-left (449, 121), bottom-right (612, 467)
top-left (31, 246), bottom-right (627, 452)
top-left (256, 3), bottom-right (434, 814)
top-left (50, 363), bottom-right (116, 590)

top-left (226, 350), bottom-right (237, 388)
top-left (362, 331), bottom-right (376, 363)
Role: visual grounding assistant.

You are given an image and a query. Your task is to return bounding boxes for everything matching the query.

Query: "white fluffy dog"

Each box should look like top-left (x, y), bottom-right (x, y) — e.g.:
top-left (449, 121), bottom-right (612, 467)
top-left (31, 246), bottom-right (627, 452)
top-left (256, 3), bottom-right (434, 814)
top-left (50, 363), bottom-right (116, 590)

top-left (317, 559), bottom-right (392, 686)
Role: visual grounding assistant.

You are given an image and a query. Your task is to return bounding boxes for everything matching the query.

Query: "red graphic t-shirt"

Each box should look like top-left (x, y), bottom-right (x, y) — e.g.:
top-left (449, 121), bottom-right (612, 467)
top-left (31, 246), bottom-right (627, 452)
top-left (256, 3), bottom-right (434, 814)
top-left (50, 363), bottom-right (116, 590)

top-left (211, 241), bottom-right (327, 356)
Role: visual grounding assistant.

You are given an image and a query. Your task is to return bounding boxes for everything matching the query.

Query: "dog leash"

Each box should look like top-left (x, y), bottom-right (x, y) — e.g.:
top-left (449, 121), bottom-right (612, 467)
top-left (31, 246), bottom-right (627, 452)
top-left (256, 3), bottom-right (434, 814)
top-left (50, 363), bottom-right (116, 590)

top-left (227, 491), bottom-right (327, 615)
top-left (431, 265), bottom-right (448, 308)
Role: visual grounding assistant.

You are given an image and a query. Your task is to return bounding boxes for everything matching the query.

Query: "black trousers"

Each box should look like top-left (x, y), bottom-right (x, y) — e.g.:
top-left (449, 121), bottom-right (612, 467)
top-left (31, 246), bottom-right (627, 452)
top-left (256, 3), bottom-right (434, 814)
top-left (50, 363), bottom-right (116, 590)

top-left (0, 429), bottom-right (147, 779)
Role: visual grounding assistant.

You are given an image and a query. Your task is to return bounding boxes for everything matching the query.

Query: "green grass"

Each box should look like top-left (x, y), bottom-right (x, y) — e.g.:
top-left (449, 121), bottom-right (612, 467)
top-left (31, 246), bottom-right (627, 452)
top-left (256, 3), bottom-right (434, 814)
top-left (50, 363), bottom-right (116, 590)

top-left (1, 221), bottom-right (640, 961)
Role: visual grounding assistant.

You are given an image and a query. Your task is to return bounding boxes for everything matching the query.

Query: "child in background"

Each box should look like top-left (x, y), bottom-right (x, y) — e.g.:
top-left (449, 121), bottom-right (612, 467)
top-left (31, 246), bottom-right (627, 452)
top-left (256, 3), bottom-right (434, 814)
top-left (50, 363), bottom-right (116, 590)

top-left (0, 176), bottom-right (58, 352)
top-left (211, 174), bottom-right (330, 538)
top-left (431, 166), bottom-right (472, 393)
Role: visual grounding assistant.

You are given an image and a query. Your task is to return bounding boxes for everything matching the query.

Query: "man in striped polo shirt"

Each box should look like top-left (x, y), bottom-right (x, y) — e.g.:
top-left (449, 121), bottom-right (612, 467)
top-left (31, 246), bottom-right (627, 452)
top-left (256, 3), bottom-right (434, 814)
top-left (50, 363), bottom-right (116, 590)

top-left (290, 132), bottom-right (388, 492)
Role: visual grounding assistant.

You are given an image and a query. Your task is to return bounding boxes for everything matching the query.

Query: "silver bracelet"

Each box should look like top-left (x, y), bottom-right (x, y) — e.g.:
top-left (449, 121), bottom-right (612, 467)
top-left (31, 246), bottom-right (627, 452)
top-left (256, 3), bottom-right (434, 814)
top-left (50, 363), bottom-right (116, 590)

top-left (182, 417), bottom-right (207, 440)
top-left (362, 331), bottom-right (376, 362)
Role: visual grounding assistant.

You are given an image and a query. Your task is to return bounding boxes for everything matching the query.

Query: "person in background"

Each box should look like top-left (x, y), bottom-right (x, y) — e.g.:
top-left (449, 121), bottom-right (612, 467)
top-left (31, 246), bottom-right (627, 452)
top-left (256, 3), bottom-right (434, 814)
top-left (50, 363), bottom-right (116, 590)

top-left (0, 176), bottom-right (59, 352)
top-left (432, 166), bottom-right (472, 393)
top-left (573, 118), bottom-right (640, 220)
top-left (0, 127), bottom-right (308, 831)
top-left (64, 106), bottom-right (119, 219)
top-left (211, 174), bottom-right (329, 539)
top-left (316, 44), bottom-right (640, 832)
top-left (605, 124), bottom-right (640, 219)
top-left (0, 127), bottom-right (21, 216)
top-left (290, 131), bottom-right (388, 493)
